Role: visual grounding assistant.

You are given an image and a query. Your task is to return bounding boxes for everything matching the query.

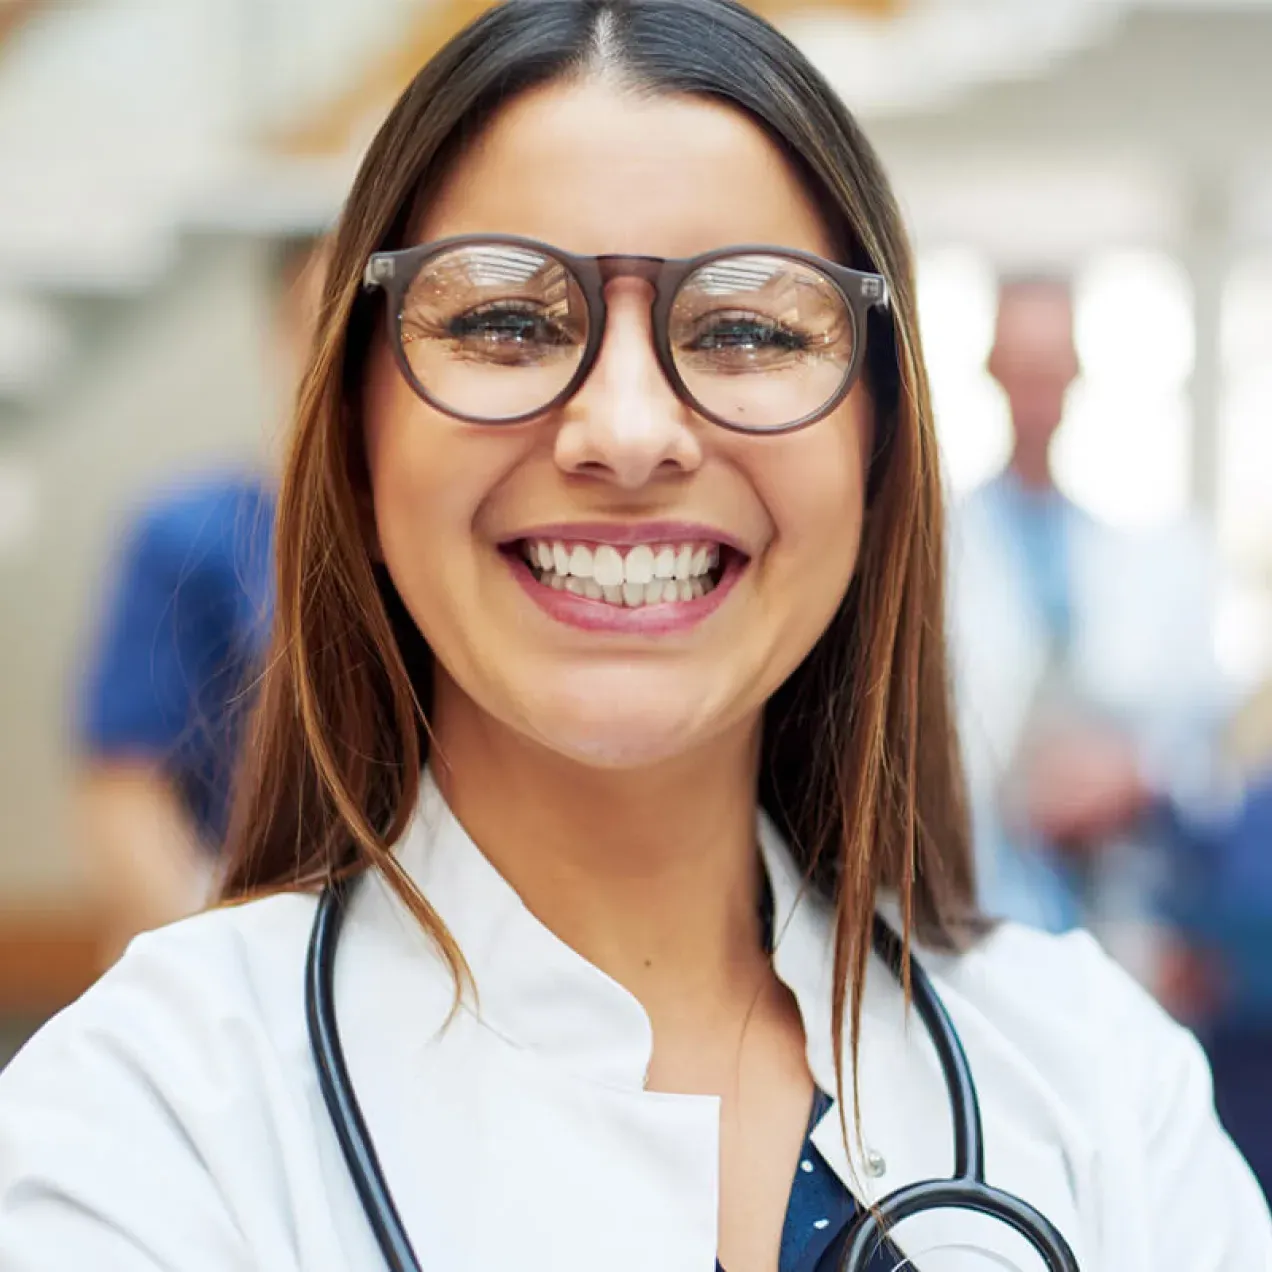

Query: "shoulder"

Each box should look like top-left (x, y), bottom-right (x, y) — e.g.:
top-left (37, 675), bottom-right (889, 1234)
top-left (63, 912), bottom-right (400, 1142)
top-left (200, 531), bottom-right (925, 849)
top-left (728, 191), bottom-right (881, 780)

top-left (1, 871), bottom-right (455, 1105)
top-left (927, 920), bottom-right (1174, 1068)
top-left (921, 922), bottom-right (1272, 1259)
top-left (914, 920), bottom-right (1212, 1147)
top-left (0, 893), bottom-right (320, 1268)
top-left (1, 892), bottom-right (317, 1101)
top-left (947, 479), bottom-right (999, 534)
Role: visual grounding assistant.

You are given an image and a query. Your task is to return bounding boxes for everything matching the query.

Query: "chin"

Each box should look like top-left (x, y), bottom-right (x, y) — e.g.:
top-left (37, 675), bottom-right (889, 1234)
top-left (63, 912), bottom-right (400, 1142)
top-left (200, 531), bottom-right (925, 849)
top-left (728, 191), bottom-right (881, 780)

top-left (518, 693), bottom-right (721, 772)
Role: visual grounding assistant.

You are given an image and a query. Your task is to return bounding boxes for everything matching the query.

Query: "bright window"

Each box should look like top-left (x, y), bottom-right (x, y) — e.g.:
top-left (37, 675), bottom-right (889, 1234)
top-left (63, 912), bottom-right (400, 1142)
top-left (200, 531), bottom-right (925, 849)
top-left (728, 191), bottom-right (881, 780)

top-left (1055, 250), bottom-right (1193, 529)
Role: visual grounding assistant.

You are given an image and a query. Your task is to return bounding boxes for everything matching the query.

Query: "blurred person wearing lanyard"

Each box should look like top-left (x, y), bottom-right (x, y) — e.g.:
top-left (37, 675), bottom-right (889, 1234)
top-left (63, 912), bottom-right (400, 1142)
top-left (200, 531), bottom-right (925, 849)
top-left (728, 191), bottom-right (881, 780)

top-left (74, 234), bottom-right (323, 963)
top-left (1, 4), bottom-right (1268, 1270)
top-left (948, 279), bottom-right (1231, 983)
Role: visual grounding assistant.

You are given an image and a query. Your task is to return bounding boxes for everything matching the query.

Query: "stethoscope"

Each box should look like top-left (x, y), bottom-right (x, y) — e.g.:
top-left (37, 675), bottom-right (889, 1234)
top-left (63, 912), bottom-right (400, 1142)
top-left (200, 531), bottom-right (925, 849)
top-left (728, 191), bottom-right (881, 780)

top-left (306, 876), bottom-right (1080, 1271)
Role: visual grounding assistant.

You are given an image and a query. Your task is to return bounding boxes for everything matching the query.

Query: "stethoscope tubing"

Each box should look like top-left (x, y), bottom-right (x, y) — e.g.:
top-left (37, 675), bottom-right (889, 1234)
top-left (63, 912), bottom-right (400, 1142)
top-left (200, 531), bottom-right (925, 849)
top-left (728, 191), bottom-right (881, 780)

top-left (306, 880), bottom-right (426, 1272)
top-left (306, 880), bottom-right (1081, 1272)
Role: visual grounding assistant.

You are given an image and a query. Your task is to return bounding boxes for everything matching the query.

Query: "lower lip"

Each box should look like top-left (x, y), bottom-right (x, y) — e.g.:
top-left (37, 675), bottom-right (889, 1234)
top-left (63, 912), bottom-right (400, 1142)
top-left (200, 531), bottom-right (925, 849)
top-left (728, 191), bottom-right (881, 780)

top-left (506, 551), bottom-right (746, 635)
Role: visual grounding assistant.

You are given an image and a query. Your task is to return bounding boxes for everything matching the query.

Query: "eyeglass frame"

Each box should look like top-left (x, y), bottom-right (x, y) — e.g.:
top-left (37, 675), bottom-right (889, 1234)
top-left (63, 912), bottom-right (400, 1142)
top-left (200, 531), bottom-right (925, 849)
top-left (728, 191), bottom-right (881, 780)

top-left (361, 233), bottom-right (892, 436)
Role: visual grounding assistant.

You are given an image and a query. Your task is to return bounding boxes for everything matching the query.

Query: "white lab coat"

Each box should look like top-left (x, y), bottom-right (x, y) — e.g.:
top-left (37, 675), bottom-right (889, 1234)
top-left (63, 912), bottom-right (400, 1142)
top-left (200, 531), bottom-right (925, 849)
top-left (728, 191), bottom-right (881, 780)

top-left (0, 772), bottom-right (1268, 1271)
top-left (948, 481), bottom-right (1231, 930)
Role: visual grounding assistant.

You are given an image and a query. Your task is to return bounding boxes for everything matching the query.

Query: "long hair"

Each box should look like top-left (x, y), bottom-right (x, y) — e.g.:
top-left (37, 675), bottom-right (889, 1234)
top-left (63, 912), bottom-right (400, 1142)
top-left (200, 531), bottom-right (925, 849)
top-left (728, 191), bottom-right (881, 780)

top-left (221, 0), bottom-right (978, 1112)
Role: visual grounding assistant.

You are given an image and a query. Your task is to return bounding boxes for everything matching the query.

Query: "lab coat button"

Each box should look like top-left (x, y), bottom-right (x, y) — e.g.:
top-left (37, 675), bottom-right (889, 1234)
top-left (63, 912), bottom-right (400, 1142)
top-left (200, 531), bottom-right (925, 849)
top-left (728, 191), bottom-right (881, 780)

top-left (864, 1148), bottom-right (887, 1178)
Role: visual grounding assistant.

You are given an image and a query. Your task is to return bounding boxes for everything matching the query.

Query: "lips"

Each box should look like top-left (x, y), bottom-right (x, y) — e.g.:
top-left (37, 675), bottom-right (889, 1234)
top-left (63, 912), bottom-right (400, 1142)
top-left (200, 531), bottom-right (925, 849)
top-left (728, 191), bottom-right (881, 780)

top-left (498, 522), bottom-right (749, 633)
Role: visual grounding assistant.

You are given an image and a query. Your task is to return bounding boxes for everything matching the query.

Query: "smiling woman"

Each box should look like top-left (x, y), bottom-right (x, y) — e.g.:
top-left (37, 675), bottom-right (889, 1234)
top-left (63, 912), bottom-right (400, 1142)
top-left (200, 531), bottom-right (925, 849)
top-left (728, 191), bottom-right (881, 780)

top-left (0, 2), bottom-right (1269, 1271)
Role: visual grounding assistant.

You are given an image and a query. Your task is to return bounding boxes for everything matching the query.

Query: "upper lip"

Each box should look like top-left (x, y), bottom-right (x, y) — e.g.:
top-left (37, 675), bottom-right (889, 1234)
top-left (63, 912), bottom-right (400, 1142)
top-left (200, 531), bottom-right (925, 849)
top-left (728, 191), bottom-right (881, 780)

top-left (501, 521), bottom-right (751, 557)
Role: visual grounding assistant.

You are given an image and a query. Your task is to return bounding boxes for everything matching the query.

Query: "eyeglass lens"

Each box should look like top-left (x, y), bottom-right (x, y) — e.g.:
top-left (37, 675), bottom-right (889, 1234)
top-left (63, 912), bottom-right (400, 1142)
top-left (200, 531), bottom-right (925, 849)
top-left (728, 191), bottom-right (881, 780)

top-left (397, 242), bottom-right (858, 429)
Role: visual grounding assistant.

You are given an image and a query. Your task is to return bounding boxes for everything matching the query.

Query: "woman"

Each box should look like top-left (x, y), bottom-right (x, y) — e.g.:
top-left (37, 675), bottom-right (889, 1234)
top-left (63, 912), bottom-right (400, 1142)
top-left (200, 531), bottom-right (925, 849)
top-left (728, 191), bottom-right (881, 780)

top-left (1, 2), bottom-right (1267, 1269)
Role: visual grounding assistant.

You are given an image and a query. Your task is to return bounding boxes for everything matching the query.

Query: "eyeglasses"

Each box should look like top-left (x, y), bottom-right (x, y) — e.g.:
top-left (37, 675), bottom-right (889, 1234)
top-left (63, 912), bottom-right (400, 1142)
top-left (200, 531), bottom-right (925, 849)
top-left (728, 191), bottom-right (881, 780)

top-left (362, 234), bottom-right (890, 435)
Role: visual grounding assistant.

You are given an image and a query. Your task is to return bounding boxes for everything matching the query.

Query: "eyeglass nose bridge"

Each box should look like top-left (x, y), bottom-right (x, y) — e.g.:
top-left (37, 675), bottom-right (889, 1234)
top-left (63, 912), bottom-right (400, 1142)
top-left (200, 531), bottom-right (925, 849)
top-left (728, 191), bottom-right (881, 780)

top-left (593, 254), bottom-right (668, 287)
top-left (571, 253), bottom-right (688, 417)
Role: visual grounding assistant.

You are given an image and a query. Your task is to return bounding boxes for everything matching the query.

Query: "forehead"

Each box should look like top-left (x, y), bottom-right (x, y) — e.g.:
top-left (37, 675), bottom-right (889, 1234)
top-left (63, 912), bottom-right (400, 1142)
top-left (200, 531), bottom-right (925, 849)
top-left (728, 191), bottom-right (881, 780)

top-left (417, 78), bottom-right (838, 262)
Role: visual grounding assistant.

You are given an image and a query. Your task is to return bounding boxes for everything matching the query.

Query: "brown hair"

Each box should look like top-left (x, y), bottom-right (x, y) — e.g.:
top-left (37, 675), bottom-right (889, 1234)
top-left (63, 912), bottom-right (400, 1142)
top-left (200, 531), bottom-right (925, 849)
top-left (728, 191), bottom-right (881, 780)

top-left (222, 0), bottom-right (979, 1109)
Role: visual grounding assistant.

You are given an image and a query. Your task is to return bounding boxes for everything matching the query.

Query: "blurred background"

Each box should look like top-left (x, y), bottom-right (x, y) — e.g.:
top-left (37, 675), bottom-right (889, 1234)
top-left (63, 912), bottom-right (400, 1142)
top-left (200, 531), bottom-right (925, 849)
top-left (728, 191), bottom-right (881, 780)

top-left (1, 0), bottom-right (1270, 1194)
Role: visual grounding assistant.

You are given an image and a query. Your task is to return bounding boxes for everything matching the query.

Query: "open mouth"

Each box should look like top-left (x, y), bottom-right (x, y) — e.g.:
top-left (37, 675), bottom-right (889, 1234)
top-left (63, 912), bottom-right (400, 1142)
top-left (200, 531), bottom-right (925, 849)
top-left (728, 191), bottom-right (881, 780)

top-left (509, 538), bottom-right (737, 608)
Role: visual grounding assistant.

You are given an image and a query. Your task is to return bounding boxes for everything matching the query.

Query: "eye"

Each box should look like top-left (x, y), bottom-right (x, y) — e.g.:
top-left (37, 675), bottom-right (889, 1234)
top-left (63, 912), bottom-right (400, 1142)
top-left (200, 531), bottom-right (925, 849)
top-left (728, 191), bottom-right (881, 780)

top-left (678, 311), bottom-right (814, 375)
top-left (448, 303), bottom-right (574, 347)
top-left (685, 311), bottom-right (809, 354)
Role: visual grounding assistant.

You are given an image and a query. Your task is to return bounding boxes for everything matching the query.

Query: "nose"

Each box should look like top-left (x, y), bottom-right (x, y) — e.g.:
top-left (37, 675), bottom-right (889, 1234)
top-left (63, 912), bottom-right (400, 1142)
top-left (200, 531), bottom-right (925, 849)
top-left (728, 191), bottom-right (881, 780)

top-left (553, 283), bottom-right (703, 490)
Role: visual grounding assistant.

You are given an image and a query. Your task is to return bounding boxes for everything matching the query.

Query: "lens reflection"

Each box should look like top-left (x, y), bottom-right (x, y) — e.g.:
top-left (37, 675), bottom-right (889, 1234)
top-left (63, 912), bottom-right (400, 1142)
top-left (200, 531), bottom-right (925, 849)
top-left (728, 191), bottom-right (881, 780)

top-left (399, 243), bottom-right (589, 421)
top-left (670, 253), bottom-right (855, 429)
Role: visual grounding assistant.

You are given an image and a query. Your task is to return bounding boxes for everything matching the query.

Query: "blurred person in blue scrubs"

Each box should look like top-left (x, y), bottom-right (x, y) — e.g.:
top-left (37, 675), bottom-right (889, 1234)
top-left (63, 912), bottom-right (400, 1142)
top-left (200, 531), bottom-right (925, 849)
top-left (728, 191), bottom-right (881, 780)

top-left (75, 233), bottom-right (323, 962)
top-left (948, 277), bottom-right (1231, 986)
top-left (1160, 765), bottom-right (1272, 1197)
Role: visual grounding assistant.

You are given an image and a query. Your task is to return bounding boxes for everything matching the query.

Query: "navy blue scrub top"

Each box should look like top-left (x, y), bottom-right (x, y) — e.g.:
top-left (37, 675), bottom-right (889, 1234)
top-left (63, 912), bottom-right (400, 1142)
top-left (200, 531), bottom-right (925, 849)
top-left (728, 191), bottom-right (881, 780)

top-left (79, 474), bottom-right (275, 847)
top-left (717, 1090), bottom-right (889, 1272)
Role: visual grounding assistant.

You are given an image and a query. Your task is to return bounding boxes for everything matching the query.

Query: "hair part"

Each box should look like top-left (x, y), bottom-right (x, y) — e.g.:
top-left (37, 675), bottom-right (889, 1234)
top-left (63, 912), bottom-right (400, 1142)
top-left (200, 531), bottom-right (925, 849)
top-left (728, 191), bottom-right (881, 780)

top-left (221, 0), bottom-right (980, 1160)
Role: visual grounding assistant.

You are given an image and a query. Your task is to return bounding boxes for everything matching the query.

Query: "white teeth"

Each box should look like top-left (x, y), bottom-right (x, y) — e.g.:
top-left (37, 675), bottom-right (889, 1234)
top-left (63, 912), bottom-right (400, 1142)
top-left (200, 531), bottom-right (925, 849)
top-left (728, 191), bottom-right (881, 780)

top-left (624, 544), bottom-right (655, 586)
top-left (568, 543), bottom-right (593, 578)
top-left (674, 544), bottom-right (694, 580)
top-left (523, 538), bottom-right (721, 582)
top-left (593, 544), bottom-right (624, 588)
top-left (521, 535), bottom-right (731, 608)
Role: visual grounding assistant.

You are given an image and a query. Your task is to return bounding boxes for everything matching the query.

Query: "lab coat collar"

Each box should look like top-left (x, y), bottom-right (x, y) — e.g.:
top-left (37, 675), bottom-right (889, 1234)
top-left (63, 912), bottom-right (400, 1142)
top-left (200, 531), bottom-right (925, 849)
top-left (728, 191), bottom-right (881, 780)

top-left (398, 772), bottom-right (656, 1088)
top-left (397, 771), bottom-right (845, 1095)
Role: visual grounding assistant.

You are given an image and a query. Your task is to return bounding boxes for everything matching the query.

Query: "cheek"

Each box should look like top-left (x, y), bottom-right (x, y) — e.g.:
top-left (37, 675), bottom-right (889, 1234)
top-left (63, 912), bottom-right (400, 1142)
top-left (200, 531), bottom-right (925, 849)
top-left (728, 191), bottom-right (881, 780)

top-left (755, 395), bottom-right (872, 588)
top-left (361, 349), bottom-right (495, 612)
top-left (363, 354), bottom-right (442, 558)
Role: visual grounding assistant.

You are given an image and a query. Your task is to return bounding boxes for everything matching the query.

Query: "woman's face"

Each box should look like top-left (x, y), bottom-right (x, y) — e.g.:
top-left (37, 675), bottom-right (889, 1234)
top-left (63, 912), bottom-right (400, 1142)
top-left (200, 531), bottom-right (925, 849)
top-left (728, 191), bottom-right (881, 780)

top-left (363, 79), bottom-right (874, 769)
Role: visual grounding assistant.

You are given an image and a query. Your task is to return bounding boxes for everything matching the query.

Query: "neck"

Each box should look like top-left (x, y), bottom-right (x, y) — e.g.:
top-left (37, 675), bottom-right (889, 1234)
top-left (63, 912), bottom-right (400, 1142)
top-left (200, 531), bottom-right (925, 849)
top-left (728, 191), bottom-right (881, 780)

top-left (428, 680), bottom-right (770, 1018)
top-left (1008, 436), bottom-right (1055, 492)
